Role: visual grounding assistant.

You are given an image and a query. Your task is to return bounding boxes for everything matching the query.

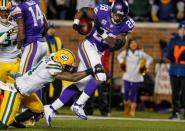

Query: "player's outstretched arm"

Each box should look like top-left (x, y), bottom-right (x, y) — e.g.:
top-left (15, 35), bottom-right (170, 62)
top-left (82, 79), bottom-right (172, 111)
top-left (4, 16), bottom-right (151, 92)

top-left (54, 68), bottom-right (93, 82)
top-left (54, 63), bottom-right (104, 82)
top-left (16, 17), bottom-right (25, 49)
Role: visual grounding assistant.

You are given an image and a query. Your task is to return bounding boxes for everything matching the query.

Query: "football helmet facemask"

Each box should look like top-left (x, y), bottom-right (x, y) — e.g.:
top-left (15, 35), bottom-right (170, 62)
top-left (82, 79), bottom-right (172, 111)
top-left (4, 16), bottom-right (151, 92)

top-left (111, 0), bottom-right (129, 24)
top-left (53, 49), bottom-right (76, 71)
top-left (0, 0), bottom-right (12, 23)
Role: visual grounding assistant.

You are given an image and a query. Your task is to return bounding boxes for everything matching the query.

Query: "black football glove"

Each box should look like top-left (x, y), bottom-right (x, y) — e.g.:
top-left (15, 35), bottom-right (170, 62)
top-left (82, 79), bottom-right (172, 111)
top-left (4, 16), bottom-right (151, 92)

top-left (73, 24), bottom-right (86, 35)
top-left (94, 64), bottom-right (104, 74)
top-left (72, 24), bottom-right (82, 32)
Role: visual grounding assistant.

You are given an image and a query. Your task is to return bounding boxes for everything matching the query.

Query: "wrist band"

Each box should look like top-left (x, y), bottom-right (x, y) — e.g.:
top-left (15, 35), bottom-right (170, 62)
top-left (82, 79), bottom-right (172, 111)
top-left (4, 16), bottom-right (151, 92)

top-left (101, 32), bottom-right (108, 39)
top-left (74, 19), bottom-right (80, 25)
top-left (85, 68), bottom-right (93, 75)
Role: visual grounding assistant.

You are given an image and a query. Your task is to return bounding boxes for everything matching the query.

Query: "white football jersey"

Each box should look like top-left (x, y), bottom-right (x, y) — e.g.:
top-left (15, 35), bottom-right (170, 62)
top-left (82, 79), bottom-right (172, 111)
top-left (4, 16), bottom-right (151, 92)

top-left (16, 54), bottom-right (62, 96)
top-left (0, 21), bottom-right (20, 62)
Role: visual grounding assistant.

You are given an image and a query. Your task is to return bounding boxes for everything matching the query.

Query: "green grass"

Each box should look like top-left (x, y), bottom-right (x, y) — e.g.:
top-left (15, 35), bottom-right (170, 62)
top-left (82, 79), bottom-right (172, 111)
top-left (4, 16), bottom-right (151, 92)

top-left (6, 108), bottom-right (185, 131)
top-left (9, 118), bottom-right (185, 131)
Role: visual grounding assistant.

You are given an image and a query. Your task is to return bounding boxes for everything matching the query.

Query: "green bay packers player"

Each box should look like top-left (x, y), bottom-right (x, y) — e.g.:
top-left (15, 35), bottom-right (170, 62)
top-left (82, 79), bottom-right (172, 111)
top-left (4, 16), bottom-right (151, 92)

top-left (0, 48), bottom-right (102, 129)
top-left (0, 0), bottom-right (20, 84)
top-left (0, 0), bottom-right (20, 109)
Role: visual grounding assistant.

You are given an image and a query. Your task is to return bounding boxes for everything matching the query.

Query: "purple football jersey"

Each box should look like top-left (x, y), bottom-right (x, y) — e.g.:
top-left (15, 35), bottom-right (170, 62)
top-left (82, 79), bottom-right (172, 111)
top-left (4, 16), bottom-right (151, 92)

top-left (87, 4), bottom-right (135, 52)
top-left (11, 0), bottom-right (45, 47)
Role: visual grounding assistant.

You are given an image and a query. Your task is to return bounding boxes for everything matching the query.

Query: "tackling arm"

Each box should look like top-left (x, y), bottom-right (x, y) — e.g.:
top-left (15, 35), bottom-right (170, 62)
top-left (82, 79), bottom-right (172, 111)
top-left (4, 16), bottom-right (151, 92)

top-left (55, 68), bottom-right (93, 82)
top-left (54, 63), bottom-right (105, 82)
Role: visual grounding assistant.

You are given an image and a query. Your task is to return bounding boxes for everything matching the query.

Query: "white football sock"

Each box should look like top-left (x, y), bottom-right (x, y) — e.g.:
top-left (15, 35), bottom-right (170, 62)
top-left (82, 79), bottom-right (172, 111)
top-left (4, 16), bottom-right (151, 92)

top-left (76, 92), bottom-right (90, 105)
top-left (51, 99), bottom-right (64, 111)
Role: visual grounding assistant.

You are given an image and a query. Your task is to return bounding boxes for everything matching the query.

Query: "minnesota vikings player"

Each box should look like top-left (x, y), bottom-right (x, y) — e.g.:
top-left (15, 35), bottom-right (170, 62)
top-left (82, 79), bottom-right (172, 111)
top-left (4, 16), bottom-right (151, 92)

top-left (44, 0), bottom-right (135, 127)
top-left (0, 48), bottom-right (102, 129)
top-left (8, 0), bottom-right (48, 126)
top-left (10, 0), bottom-right (48, 98)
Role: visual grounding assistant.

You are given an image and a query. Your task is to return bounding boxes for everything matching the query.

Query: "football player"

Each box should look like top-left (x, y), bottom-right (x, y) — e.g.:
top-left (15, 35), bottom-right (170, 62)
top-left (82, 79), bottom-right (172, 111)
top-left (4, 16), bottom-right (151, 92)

top-left (9, 0), bottom-right (48, 126)
top-left (0, 48), bottom-right (102, 129)
top-left (0, 0), bottom-right (20, 84)
top-left (10, 0), bottom-right (48, 98)
top-left (44, 0), bottom-right (135, 126)
top-left (0, 0), bottom-right (20, 108)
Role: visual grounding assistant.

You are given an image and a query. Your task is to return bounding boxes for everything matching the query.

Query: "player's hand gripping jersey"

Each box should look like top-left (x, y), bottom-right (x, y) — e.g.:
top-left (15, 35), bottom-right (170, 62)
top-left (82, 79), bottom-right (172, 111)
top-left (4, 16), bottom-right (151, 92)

top-left (0, 21), bottom-right (20, 61)
top-left (87, 4), bottom-right (135, 52)
top-left (10, 0), bottom-right (45, 47)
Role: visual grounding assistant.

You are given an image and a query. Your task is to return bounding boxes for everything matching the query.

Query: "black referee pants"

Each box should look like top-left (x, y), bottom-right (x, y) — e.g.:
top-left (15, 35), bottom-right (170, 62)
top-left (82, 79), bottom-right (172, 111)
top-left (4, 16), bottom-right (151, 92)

top-left (170, 76), bottom-right (185, 113)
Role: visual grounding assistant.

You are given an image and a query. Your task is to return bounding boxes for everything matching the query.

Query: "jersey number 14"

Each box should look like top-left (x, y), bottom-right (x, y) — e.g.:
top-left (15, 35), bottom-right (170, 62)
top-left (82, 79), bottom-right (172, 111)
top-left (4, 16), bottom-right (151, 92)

top-left (29, 4), bottom-right (44, 27)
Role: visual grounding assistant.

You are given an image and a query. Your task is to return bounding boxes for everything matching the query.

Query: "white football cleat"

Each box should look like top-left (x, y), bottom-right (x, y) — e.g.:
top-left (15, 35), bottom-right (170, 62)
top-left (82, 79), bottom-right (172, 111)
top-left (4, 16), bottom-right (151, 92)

top-left (70, 102), bottom-right (87, 120)
top-left (44, 105), bottom-right (55, 127)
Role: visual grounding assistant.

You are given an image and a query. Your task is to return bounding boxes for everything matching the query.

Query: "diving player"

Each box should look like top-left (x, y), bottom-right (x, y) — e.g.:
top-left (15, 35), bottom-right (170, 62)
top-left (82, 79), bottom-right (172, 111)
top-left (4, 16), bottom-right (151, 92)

top-left (44, 0), bottom-right (135, 126)
top-left (0, 48), bottom-right (102, 129)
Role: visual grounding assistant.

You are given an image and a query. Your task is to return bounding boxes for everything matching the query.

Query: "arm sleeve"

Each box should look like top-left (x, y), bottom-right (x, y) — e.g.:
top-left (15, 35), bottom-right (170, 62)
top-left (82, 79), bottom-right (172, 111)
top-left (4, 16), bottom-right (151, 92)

top-left (117, 51), bottom-right (126, 64)
top-left (164, 40), bottom-right (174, 61)
top-left (141, 51), bottom-right (153, 67)
top-left (10, 6), bottom-right (23, 20)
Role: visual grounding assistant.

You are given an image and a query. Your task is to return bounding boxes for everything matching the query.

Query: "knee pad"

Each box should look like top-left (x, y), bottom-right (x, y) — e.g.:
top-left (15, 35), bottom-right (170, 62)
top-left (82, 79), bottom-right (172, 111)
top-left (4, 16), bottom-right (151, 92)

top-left (95, 73), bottom-right (107, 82)
top-left (93, 64), bottom-right (107, 82)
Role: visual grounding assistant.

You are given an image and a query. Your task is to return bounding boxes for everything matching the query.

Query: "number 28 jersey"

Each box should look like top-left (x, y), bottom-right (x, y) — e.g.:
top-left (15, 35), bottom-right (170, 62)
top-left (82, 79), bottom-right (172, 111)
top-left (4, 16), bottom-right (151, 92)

top-left (10, 0), bottom-right (45, 47)
top-left (87, 4), bottom-right (135, 52)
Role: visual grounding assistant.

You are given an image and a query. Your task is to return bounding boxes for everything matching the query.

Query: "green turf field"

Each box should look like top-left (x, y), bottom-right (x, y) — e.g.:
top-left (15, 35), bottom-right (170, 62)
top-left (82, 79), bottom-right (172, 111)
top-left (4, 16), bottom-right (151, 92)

top-left (7, 108), bottom-right (185, 131)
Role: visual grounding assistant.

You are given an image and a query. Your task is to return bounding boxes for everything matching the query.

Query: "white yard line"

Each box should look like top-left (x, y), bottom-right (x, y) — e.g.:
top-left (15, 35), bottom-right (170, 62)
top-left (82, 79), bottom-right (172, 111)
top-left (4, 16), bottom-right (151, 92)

top-left (54, 115), bottom-right (185, 123)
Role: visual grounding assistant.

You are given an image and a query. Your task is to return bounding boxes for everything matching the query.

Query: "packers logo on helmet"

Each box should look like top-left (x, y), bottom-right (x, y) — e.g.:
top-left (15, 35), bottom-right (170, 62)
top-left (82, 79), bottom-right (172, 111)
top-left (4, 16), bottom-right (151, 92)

top-left (0, 0), bottom-right (12, 10)
top-left (53, 49), bottom-right (75, 66)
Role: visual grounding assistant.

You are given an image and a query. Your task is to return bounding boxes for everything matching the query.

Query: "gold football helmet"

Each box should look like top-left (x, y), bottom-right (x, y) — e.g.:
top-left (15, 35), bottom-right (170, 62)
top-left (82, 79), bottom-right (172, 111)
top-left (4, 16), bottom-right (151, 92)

top-left (53, 48), bottom-right (75, 66)
top-left (0, 0), bottom-right (12, 22)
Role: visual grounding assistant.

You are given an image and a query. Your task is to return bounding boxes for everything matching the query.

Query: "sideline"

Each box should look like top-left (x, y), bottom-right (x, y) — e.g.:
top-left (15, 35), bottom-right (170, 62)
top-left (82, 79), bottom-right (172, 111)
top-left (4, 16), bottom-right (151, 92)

top-left (55, 115), bottom-right (185, 123)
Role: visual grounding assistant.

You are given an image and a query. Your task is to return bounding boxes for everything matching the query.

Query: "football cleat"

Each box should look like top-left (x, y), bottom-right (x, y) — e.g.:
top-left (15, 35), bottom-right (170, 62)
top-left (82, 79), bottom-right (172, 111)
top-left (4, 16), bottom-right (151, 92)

top-left (70, 102), bottom-right (87, 120)
top-left (44, 105), bottom-right (55, 127)
top-left (23, 117), bottom-right (35, 127)
top-left (169, 112), bottom-right (180, 120)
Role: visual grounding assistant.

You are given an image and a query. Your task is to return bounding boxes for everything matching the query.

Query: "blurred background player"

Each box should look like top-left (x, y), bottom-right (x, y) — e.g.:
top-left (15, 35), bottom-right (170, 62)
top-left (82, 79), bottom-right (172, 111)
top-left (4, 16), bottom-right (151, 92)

top-left (0, 48), bottom-right (98, 129)
top-left (117, 38), bottom-right (153, 117)
top-left (44, 0), bottom-right (135, 125)
top-left (151, 0), bottom-right (184, 22)
top-left (0, 0), bottom-right (20, 106)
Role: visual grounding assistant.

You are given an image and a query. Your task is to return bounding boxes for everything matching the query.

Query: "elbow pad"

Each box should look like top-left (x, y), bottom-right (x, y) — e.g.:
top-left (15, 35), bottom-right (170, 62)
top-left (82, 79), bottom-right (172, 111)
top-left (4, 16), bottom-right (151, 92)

top-left (112, 39), bottom-right (125, 51)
